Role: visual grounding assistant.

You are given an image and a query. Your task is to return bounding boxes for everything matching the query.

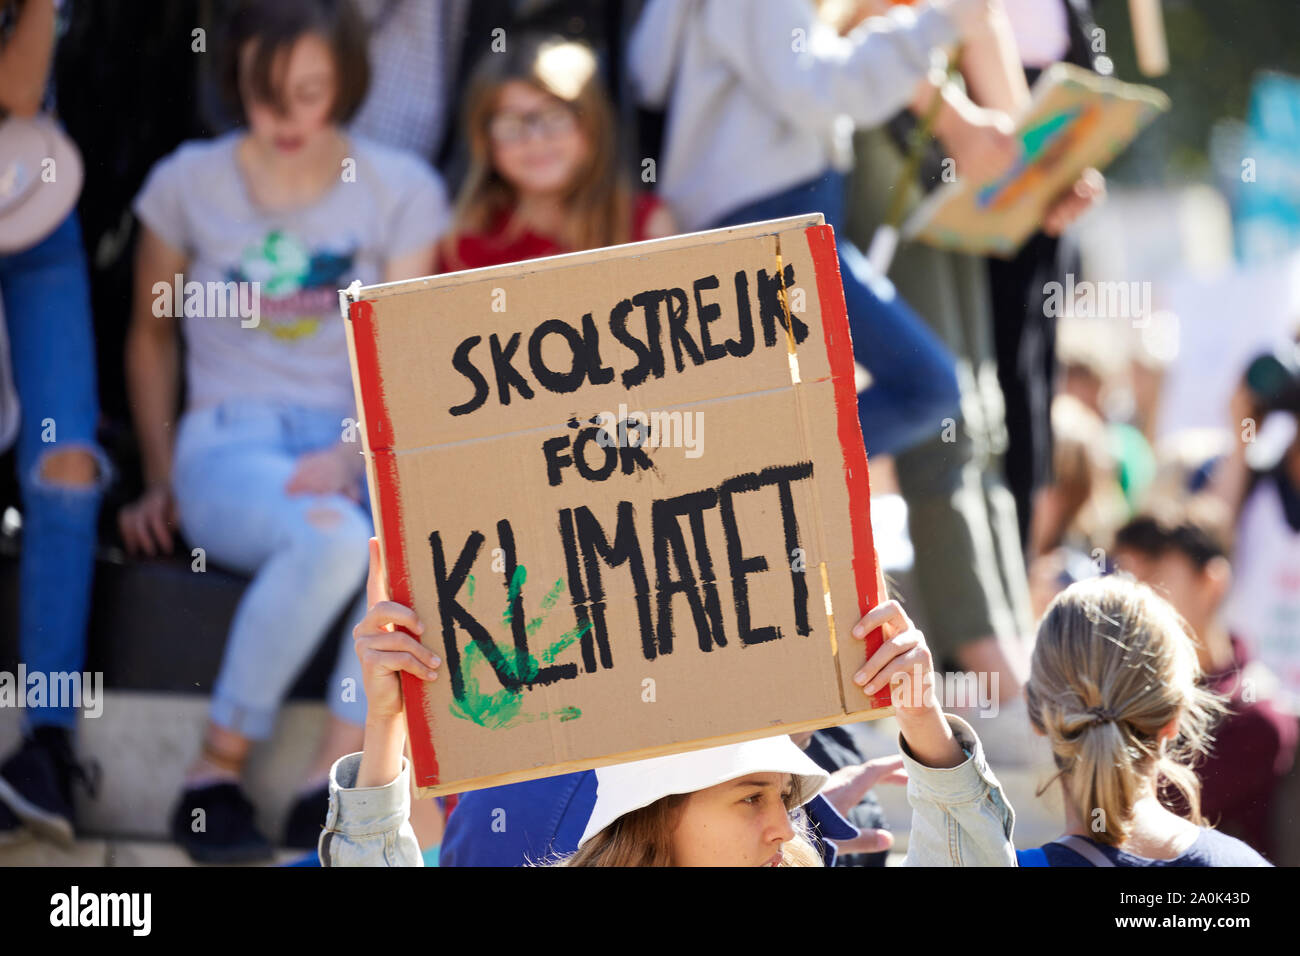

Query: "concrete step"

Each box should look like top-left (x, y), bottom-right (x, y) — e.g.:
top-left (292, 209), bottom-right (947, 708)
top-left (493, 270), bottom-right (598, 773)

top-left (0, 834), bottom-right (310, 867)
top-left (0, 693), bottom-right (332, 843)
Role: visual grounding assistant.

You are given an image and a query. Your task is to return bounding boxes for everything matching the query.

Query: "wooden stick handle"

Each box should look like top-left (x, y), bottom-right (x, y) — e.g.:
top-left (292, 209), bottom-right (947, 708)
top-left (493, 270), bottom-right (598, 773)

top-left (1128, 0), bottom-right (1169, 77)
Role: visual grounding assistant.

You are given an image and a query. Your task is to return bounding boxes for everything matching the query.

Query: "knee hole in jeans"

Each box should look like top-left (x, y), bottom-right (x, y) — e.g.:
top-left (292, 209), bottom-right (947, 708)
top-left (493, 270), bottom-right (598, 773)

top-left (306, 506), bottom-right (344, 530)
top-left (35, 447), bottom-right (101, 488)
top-left (294, 504), bottom-right (371, 570)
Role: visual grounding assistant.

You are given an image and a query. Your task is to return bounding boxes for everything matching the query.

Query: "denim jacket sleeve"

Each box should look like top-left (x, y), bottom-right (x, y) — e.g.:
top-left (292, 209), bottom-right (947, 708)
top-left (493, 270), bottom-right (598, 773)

top-left (318, 752), bottom-right (423, 867)
top-left (897, 713), bottom-right (1017, 866)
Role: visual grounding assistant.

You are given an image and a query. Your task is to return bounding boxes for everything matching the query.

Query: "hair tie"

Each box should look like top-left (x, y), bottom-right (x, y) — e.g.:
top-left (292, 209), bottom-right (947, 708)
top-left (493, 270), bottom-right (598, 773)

top-left (1086, 706), bottom-right (1117, 725)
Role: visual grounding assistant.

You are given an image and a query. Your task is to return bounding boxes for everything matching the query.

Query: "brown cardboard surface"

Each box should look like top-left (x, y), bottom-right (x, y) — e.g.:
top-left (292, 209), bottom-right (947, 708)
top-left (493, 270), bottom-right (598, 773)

top-left (904, 64), bottom-right (1170, 258)
top-left (342, 215), bottom-right (887, 796)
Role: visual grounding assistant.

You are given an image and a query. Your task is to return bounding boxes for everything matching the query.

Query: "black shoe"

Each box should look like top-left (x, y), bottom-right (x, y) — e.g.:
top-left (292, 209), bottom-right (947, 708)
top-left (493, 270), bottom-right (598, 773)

top-left (170, 781), bottom-right (275, 864)
top-left (282, 784), bottom-right (329, 850)
top-left (0, 726), bottom-right (99, 847)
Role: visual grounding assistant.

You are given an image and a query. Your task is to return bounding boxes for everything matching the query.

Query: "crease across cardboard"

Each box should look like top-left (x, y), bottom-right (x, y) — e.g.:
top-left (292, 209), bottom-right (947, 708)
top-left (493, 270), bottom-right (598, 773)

top-left (369, 383), bottom-right (800, 459)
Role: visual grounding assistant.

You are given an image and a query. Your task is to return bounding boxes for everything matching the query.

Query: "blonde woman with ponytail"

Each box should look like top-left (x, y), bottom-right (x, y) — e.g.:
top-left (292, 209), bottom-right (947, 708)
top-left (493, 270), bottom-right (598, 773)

top-left (1016, 576), bottom-right (1271, 866)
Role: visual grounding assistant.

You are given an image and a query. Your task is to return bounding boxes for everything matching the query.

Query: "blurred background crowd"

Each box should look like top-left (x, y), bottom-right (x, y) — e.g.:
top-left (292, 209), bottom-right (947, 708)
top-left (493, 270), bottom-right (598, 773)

top-left (0, 0), bottom-right (1297, 867)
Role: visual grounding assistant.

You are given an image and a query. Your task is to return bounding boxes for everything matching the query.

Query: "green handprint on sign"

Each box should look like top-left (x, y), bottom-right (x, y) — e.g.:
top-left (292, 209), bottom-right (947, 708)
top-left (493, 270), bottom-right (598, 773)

top-left (448, 564), bottom-right (589, 729)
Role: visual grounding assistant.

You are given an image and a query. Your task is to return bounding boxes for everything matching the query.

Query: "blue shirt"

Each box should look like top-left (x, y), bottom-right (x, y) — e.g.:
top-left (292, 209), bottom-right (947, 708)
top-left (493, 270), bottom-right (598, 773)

top-left (1017, 828), bottom-right (1272, 867)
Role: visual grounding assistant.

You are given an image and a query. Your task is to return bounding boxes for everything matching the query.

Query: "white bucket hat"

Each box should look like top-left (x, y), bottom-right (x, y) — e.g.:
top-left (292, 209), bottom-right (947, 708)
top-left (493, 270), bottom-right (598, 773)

top-left (579, 735), bottom-right (829, 847)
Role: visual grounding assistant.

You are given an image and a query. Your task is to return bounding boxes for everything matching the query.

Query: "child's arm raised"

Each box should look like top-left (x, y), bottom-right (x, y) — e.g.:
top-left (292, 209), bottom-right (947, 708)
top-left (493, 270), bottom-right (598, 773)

top-left (848, 562), bottom-right (1016, 866)
top-left (318, 539), bottom-right (439, 867)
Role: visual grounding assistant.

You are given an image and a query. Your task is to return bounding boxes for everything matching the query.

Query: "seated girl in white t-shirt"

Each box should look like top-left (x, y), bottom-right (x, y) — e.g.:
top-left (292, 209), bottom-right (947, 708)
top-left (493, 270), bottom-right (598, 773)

top-left (121, 0), bottom-right (449, 864)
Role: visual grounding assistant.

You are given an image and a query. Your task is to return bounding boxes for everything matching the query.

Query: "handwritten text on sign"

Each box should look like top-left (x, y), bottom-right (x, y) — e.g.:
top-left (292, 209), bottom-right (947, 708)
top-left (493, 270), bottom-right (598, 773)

top-left (345, 218), bottom-right (876, 794)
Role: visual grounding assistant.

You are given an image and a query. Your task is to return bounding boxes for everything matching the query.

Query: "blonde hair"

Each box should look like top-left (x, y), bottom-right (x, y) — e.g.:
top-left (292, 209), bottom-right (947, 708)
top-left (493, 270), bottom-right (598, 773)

top-left (554, 791), bottom-right (824, 867)
top-left (1026, 576), bottom-right (1228, 847)
top-left (443, 34), bottom-right (633, 268)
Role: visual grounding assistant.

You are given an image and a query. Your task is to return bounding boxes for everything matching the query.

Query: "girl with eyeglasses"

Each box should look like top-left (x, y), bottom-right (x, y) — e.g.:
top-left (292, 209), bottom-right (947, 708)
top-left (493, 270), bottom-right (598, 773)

top-left (436, 34), bottom-right (676, 274)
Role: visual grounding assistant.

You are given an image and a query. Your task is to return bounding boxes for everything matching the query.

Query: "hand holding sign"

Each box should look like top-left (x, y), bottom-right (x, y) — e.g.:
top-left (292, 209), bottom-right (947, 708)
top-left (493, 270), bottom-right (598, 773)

top-left (849, 549), bottom-right (964, 769)
top-left (354, 537), bottom-right (439, 724)
top-left (850, 598), bottom-right (933, 707)
top-left (904, 64), bottom-right (1168, 257)
top-left (1042, 166), bottom-right (1105, 238)
top-left (353, 537), bottom-right (443, 790)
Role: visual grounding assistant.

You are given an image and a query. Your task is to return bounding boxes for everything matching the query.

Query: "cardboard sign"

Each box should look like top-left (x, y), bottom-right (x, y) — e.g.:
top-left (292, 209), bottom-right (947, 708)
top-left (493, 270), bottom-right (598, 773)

top-left (342, 214), bottom-right (887, 796)
top-left (905, 64), bottom-right (1170, 258)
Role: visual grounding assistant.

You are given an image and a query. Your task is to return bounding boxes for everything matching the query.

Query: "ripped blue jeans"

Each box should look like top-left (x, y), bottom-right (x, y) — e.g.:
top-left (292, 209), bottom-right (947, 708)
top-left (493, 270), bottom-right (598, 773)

top-left (171, 399), bottom-right (369, 739)
top-left (0, 211), bottom-right (112, 732)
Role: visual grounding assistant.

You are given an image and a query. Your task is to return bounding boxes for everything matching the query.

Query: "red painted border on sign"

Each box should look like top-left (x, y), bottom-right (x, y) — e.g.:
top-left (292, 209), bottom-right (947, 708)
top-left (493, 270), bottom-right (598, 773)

top-left (349, 299), bottom-right (441, 786)
top-left (803, 225), bottom-right (888, 710)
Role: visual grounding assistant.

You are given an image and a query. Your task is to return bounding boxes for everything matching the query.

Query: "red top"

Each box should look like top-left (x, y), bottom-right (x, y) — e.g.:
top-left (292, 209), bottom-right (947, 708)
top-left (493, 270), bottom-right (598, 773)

top-left (439, 193), bottom-right (665, 272)
top-left (1162, 636), bottom-right (1299, 861)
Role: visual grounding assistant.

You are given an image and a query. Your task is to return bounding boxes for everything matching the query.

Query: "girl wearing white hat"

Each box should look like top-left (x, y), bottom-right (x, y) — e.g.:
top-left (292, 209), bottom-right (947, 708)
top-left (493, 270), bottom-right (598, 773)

top-left (568, 734), bottom-right (832, 867)
top-left (320, 538), bottom-right (1016, 867)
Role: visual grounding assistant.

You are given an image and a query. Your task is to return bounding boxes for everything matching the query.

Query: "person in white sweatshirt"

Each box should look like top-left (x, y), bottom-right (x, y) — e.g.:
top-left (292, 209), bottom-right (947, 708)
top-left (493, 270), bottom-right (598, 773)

top-left (628, 0), bottom-right (1009, 233)
top-left (626, 0), bottom-right (1015, 459)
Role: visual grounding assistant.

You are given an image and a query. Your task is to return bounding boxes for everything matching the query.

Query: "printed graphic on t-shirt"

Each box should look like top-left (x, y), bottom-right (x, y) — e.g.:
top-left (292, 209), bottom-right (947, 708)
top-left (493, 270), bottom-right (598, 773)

top-left (227, 230), bottom-right (357, 342)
